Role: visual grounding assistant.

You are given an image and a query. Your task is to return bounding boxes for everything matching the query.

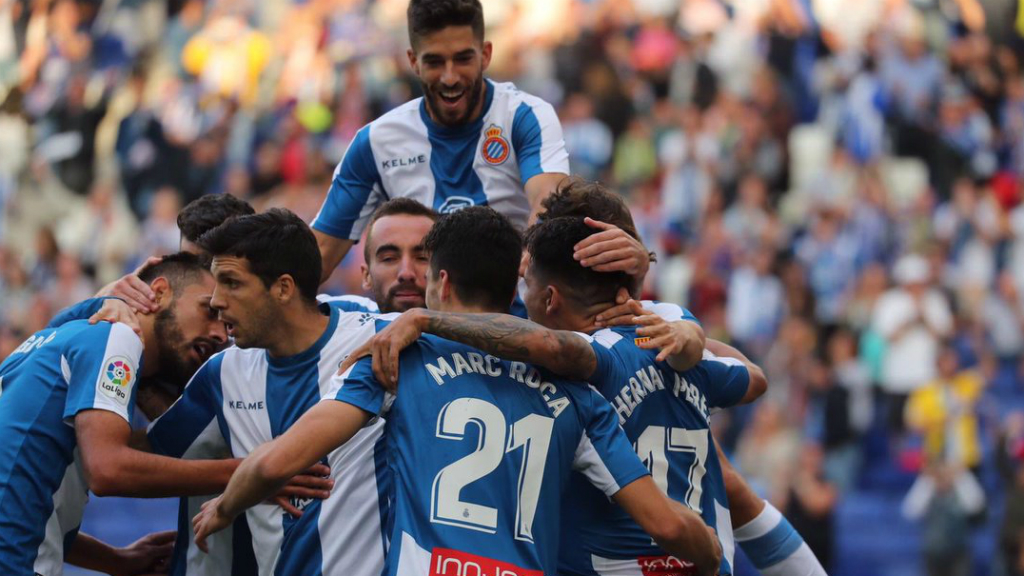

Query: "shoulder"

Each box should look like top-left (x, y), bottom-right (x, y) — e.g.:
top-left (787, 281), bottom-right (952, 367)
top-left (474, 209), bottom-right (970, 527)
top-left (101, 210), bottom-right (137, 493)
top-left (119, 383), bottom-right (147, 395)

top-left (493, 81), bottom-right (553, 111)
top-left (368, 99), bottom-right (424, 132)
top-left (317, 293), bottom-right (380, 314)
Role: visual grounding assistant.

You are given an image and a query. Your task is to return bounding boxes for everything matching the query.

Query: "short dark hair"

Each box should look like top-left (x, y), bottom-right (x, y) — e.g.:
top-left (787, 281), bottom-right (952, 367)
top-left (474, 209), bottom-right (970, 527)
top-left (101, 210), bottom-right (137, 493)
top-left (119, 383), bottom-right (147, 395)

top-left (423, 207), bottom-right (520, 310)
top-left (198, 209), bottom-right (321, 304)
top-left (407, 0), bottom-right (484, 50)
top-left (137, 251), bottom-right (212, 296)
top-left (538, 179), bottom-right (641, 241)
top-left (177, 194), bottom-right (255, 244)
top-left (526, 216), bottom-right (631, 309)
top-left (364, 198), bottom-right (439, 261)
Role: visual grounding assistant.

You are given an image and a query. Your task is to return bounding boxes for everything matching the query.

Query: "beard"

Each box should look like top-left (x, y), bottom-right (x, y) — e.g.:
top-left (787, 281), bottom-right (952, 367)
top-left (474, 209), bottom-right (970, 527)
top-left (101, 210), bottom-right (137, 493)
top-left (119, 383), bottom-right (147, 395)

top-left (154, 306), bottom-right (198, 388)
top-left (375, 281), bottom-right (426, 314)
top-left (422, 73), bottom-right (484, 127)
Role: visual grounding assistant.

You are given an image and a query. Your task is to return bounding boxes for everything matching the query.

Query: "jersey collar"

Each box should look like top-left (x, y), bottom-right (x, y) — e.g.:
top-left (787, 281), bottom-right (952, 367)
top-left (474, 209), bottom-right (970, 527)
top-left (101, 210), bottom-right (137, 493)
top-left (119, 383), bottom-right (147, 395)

top-left (418, 79), bottom-right (495, 139)
top-left (265, 304), bottom-right (340, 368)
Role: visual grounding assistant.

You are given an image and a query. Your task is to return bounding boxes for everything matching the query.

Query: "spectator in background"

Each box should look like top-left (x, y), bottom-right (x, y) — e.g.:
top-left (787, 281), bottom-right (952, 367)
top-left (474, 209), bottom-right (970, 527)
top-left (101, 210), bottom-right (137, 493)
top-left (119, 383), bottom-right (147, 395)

top-left (796, 208), bottom-right (862, 329)
top-left (905, 343), bottom-right (986, 475)
top-left (998, 411), bottom-right (1024, 576)
top-left (56, 178), bottom-right (138, 285)
top-left (136, 187), bottom-right (183, 261)
top-left (902, 462), bottom-right (985, 576)
top-left (983, 271), bottom-right (1024, 363)
top-left (873, 253), bottom-right (954, 436)
top-left (727, 245), bottom-right (784, 359)
top-left (737, 401), bottom-right (802, 502)
top-left (561, 92), bottom-right (613, 181)
top-left (780, 443), bottom-right (838, 573)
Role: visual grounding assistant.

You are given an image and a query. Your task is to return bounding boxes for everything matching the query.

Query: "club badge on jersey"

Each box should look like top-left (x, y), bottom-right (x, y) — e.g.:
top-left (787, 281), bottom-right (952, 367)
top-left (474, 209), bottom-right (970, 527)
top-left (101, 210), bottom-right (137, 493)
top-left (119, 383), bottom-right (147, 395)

top-left (481, 124), bottom-right (510, 165)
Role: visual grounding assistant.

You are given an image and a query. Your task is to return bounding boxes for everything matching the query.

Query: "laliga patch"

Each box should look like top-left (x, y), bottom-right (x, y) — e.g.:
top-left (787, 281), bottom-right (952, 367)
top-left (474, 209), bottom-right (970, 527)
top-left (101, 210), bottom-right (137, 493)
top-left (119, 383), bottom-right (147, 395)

top-left (429, 547), bottom-right (541, 576)
top-left (98, 356), bottom-right (135, 405)
top-left (634, 337), bottom-right (652, 346)
top-left (481, 124), bottom-right (510, 165)
top-left (637, 555), bottom-right (696, 576)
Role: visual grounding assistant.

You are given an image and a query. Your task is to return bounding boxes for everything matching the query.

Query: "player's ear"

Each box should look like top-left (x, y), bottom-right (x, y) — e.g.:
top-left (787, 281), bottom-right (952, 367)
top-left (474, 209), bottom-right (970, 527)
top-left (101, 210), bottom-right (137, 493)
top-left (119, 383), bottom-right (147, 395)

top-left (360, 264), bottom-right (371, 292)
top-left (149, 277), bottom-right (172, 310)
top-left (438, 269), bottom-right (452, 303)
top-left (274, 274), bottom-right (296, 303)
top-left (544, 284), bottom-right (560, 315)
top-left (480, 40), bottom-right (492, 71)
top-left (407, 48), bottom-right (419, 75)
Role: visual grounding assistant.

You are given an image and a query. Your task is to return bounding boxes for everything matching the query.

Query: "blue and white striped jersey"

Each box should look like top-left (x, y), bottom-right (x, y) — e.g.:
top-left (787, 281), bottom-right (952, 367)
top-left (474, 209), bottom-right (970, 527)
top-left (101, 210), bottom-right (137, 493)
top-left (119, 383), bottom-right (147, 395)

top-left (311, 80), bottom-right (569, 240)
top-left (0, 321), bottom-right (142, 576)
top-left (147, 305), bottom-right (394, 576)
top-left (328, 329), bottom-right (649, 576)
top-left (560, 329), bottom-right (750, 576)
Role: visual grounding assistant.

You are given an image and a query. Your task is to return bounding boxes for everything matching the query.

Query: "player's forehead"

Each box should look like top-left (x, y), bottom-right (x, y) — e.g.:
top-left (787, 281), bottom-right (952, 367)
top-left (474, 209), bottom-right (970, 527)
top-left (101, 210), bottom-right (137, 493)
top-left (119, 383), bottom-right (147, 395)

top-left (369, 214), bottom-right (434, 251)
top-left (211, 255), bottom-right (254, 278)
top-left (414, 25), bottom-right (481, 57)
top-left (178, 274), bottom-right (216, 301)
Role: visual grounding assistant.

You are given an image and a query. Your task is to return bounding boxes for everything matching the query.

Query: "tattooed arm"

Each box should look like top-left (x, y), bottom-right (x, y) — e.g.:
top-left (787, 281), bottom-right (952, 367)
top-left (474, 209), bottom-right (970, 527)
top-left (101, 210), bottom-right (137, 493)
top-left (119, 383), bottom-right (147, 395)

top-left (341, 308), bottom-right (597, 389)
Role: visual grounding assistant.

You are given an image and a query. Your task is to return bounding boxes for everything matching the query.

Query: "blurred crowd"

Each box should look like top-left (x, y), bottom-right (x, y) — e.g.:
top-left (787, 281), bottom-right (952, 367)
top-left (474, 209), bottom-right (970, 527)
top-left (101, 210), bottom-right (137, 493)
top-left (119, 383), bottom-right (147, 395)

top-left (7, 0), bottom-right (1024, 573)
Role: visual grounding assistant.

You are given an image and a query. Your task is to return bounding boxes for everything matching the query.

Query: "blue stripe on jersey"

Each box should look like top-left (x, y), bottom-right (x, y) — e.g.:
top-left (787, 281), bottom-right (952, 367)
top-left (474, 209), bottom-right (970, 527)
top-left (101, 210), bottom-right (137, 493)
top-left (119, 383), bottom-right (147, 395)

top-left (741, 516), bottom-right (805, 569)
top-left (149, 354), bottom-right (226, 458)
top-left (311, 126), bottom-right (383, 239)
top-left (277, 504), bottom-right (324, 576)
top-left (511, 102), bottom-right (544, 185)
top-left (418, 81), bottom-right (495, 213)
top-left (372, 431), bottom-right (392, 557)
top-left (46, 297), bottom-right (117, 328)
top-left (170, 498), bottom-right (190, 576)
top-left (231, 516), bottom-right (258, 576)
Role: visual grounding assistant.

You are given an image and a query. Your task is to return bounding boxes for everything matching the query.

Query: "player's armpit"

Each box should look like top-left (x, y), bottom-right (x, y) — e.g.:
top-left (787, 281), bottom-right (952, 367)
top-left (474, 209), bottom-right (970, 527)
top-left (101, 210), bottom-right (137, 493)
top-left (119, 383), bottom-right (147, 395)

top-left (612, 476), bottom-right (722, 576)
top-left (314, 230), bottom-right (356, 285)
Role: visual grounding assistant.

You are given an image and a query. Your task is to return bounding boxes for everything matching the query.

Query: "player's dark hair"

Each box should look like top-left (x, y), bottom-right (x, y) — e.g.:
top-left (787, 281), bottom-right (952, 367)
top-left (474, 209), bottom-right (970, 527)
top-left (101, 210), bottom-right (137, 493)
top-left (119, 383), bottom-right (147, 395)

top-left (137, 251), bottom-right (212, 297)
top-left (538, 178), bottom-right (641, 242)
top-left (198, 209), bottom-right (321, 304)
top-left (177, 194), bottom-right (255, 244)
top-left (407, 0), bottom-right (485, 50)
top-left (423, 206), bottom-right (520, 310)
top-left (364, 198), bottom-right (439, 261)
top-left (526, 216), bottom-right (632, 309)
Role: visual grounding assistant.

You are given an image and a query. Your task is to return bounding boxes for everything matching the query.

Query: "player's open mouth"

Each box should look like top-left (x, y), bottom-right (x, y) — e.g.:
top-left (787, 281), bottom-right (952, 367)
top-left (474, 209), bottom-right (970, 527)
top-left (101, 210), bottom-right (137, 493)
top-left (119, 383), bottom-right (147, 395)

top-left (438, 88), bottom-right (465, 107)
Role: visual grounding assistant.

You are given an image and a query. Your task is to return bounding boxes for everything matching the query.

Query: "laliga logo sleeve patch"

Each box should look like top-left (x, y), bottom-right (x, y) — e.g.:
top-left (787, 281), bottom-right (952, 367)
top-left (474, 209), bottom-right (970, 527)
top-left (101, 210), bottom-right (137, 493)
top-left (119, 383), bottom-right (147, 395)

top-left (481, 124), bottom-right (510, 165)
top-left (99, 356), bottom-right (135, 405)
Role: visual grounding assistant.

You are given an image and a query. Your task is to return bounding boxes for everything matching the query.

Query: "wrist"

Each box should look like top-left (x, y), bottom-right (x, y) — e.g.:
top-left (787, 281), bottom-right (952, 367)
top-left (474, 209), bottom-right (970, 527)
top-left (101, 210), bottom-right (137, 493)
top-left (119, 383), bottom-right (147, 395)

top-left (414, 308), bottom-right (432, 331)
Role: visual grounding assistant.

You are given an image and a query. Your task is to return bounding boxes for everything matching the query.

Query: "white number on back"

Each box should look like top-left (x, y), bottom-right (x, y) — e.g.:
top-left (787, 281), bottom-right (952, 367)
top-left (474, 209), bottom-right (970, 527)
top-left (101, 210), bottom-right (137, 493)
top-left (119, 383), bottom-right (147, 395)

top-left (430, 398), bottom-right (554, 542)
top-left (635, 425), bottom-right (709, 513)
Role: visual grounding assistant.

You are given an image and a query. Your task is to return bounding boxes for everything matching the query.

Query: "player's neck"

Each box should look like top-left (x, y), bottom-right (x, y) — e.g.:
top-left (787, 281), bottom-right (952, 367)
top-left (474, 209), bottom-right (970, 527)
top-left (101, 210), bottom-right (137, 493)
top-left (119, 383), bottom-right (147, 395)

top-left (265, 304), bottom-right (331, 359)
top-left (558, 303), bottom-right (613, 335)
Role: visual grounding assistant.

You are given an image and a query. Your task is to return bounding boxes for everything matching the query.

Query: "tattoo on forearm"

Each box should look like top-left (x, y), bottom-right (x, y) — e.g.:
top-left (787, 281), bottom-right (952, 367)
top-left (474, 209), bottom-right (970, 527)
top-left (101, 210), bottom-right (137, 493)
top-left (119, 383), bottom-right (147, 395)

top-left (422, 312), bottom-right (595, 379)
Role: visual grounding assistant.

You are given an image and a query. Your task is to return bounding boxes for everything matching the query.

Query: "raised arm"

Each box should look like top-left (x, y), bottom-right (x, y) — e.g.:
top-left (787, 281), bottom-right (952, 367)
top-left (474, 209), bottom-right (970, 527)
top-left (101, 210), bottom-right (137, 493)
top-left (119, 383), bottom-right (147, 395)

top-left (340, 308), bottom-right (597, 389)
top-left (704, 339), bottom-right (767, 404)
top-left (315, 230), bottom-right (355, 285)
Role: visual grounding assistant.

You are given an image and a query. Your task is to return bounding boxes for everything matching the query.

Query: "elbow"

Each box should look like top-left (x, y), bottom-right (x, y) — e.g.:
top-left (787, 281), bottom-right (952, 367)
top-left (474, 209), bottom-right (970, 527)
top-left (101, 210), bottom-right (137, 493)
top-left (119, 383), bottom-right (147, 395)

top-left (745, 365), bottom-right (768, 403)
top-left (84, 463), bottom-right (123, 497)
top-left (648, 513), bottom-right (688, 548)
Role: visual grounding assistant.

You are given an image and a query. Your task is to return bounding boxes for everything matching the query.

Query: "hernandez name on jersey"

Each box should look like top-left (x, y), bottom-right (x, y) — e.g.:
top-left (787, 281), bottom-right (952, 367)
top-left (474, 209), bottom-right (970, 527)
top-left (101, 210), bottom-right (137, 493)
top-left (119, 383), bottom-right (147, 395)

top-left (0, 321), bottom-right (142, 575)
top-left (329, 325), bottom-right (649, 576)
top-left (147, 305), bottom-right (395, 576)
top-left (562, 328), bottom-right (751, 576)
top-left (312, 80), bottom-right (569, 240)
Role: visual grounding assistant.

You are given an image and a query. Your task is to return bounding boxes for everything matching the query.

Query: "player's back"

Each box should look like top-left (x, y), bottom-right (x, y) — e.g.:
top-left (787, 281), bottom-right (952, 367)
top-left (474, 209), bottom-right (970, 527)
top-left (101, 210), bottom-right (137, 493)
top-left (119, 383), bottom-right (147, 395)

top-left (332, 333), bottom-right (646, 576)
top-left (561, 327), bottom-right (751, 576)
top-left (0, 320), bottom-right (141, 575)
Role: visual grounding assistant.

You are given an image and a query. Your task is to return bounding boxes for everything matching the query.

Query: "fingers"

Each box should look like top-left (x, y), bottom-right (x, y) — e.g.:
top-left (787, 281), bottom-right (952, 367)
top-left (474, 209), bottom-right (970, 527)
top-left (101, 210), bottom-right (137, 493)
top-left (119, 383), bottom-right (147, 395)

top-left (573, 229), bottom-right (630, 258)
top-left (125, 276), bottom-right (159, 312)
top-left (305, 463), bottom-right (330, 477)
top-left (582, 217), bottom-right (616, 231)
top-left (269, 495), bottom-right (304, 518)
top-left (626, 299), bottom-right (646, 316)
top-left (371, 337), bottom-right (388, 388)
top-left (385, 341), bottom-right (400, 390)
top-left (615, 287), bottom-right (630, 305)
top-left (148, 530), bottom-right (177, 546)
top-left (284, 472), bottom-right (334, 493)
top-left (277, 484), bottom-right (332, 500)
top-left (595, 303), bottom-right (636, 327)
top-left (192, 517), bottom-right (208, 554)
top-left (337, 344), bottom-right (370, 376)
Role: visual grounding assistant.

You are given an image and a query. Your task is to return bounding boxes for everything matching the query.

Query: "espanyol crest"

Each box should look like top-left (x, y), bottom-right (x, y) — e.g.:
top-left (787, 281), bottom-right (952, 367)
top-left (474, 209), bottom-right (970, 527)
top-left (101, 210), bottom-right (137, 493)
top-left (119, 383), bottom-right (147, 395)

top-left (481, 124), bottom-right (510, 165)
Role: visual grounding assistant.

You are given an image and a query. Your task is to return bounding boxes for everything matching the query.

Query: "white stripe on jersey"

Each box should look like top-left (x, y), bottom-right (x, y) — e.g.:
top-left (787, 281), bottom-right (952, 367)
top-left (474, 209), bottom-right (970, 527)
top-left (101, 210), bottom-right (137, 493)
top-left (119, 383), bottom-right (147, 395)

top-left (715, 500), bottom-right (735, 570)
top-left (33, 451), bottom-right (88, 576)
top-left (572, 431), bottom-right (621, 497)
top-left (181, 419), bottom-right (235, 576)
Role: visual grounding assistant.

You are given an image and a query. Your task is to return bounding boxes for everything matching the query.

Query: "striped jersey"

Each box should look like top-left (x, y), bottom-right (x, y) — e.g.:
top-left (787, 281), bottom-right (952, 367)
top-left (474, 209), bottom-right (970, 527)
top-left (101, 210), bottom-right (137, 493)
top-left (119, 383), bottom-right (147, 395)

top-left (560, 329), bottom-right (750, 576)
top-left (311, 80), bottom-right (569, 240)
top-left (328, 328), bottom-right (649, 576)
top-left (0, 321), bottom-right (142, 576)
top-left (147, 305), bottom-right (395, 576)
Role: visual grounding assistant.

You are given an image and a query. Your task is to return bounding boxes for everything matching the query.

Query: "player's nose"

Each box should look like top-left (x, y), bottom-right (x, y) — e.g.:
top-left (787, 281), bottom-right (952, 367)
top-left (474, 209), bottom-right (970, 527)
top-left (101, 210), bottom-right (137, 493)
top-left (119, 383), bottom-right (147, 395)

top-left (441, 62), bottom-right (459, 87)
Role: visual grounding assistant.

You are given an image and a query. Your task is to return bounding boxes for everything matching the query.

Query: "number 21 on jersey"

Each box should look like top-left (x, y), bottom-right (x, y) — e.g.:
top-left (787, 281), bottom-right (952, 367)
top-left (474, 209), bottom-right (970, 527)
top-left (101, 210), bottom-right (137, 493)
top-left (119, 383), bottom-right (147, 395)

top-left (430, 398), bottom-right (554, 543)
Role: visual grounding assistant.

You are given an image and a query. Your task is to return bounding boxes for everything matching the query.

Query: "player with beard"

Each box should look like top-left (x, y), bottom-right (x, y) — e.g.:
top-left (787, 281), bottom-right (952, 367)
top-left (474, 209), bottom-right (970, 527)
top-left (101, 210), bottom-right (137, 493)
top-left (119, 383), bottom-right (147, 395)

top-left (313, 0), bottom-right (581, 284)
top-left (140, 209), bottom-right (399, 575)
top-left (0, 253), bottom-right (238, 575)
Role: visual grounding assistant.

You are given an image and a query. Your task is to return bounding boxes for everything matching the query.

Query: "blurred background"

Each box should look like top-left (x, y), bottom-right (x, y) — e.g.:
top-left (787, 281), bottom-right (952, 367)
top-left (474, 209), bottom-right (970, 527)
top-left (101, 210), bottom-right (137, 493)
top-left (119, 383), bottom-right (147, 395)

top-left (3, 0), bottom-right (1024, 574)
